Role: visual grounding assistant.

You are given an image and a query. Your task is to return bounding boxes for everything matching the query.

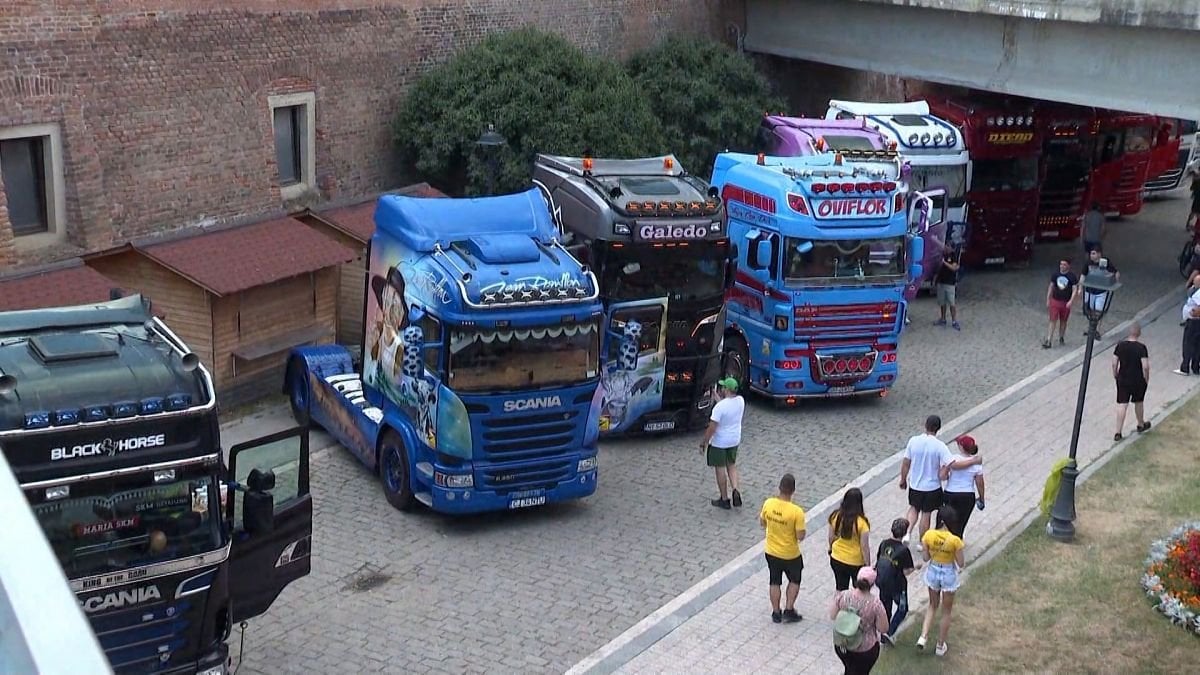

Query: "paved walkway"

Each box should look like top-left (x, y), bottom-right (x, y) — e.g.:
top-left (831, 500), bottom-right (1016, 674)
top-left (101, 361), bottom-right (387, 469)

top-left (570, 297), bottom-right (1200, 675)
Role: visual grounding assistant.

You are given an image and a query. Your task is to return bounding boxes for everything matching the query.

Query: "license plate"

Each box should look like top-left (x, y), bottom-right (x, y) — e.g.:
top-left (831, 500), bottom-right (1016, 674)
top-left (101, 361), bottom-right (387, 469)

top-left (508, 496), bottom-right (546, 510)
top-left (1040, 230), bottom-right (1059, 237)
top-left (644, 420), bottom-right (676, 432)
top-left (828, 385), bottom-right (855, 395)
top-left (984, 257), bottom-right (1005, 265)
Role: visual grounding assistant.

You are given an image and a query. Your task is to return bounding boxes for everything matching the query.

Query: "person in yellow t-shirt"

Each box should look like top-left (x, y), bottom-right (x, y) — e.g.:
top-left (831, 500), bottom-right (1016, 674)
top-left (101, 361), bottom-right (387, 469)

top-left (918, 505), bottom-right (966, 658)
top-left (759, 473), bottom-right (806, 624)
top-left (827, 487), bottom-right (871, 591)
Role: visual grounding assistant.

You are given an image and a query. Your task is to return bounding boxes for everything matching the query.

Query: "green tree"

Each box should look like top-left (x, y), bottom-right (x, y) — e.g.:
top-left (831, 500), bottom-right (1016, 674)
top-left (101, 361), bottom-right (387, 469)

top-left (393, 28), bottom-right (665, 196)
top-left (626, 37), bottom-right (786, 180)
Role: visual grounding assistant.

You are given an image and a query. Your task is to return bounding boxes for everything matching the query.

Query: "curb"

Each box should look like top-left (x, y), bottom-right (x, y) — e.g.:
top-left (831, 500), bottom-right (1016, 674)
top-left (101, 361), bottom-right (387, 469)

top-left (567, 287), bottom-right (1188, 675)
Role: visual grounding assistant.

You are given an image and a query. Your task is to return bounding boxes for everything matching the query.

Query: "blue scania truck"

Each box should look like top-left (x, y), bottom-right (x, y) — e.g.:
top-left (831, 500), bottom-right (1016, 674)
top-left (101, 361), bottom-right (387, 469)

top-left (0, 294), bottom-right (312, 674)
top-left (710, 152), bottom-right (938, 403)
top-left (284, 188), bottom-right (614, 514)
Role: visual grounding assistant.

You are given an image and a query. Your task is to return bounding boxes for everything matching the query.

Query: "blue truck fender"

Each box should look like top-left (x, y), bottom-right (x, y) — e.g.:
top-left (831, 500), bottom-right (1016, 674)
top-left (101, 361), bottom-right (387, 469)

top-left (283, 345), bottom-right (355, 421)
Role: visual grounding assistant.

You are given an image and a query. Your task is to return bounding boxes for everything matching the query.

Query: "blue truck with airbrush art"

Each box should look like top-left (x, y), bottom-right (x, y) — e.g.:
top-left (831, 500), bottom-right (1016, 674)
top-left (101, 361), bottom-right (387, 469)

top-left (284, 188), bottom-right (618, 514)
top-left (710, 151), bottom-right (945, 404)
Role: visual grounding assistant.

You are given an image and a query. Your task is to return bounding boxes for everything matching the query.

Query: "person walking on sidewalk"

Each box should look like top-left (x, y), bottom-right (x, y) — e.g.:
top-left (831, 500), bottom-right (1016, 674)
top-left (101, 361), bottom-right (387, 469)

top-left (1044, 258), bottom-right (1080, 349)
top-left (829, 567), bottom-right (889, 675)
top-left (939, 435), bottom-right (985, 539)
top-left (918, 506), bottom-right (966, 658)
top-left (1178, 288), bottom-right (1200, 376)
top-left (934, 249), bottom-right (961, 331)
top-left (760, 473), bottom-right (806, 623)
top-left (1081, 203), bottom-right (1106, 254)
top-left (1113, 323), bottom-right (1151, 440)
top-left (702, 377), bottom-right (745, 509)
top-left (828, 488), bottom-right (871, 591)
top-left (874, 518), bottom-right (916, 645)
top-left (899, 415), bottom-right (979, 550)
top-left (1082, 247), bottom-right (1120, 338)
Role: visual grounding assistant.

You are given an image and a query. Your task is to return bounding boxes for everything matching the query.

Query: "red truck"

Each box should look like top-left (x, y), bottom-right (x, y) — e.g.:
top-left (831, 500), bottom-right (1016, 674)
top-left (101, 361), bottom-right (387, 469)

top-left (925, 95), bottom-right (1041, 267)
top-left (1091, 111), bottom-right (1158, 216)
top-left (1034, 102), bottom-right (1097, 242)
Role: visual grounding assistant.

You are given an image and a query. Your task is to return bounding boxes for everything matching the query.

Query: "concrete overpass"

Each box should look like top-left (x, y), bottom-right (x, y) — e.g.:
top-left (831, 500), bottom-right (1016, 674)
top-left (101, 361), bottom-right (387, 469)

top-left (740, 0), bottom-right (1200, 118)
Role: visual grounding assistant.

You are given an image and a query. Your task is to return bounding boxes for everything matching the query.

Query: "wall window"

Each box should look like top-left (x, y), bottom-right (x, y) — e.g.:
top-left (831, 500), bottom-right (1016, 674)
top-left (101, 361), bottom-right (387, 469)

top-left (267, 93), bottom-right (316, 200)
top-left (0, 123), bottom-right (65, 248)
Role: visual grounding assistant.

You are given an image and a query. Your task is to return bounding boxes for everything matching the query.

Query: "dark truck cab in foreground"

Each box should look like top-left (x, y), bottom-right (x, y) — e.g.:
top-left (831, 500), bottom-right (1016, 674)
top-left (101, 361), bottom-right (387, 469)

top-left (0, 295), bottom-right (312, 675)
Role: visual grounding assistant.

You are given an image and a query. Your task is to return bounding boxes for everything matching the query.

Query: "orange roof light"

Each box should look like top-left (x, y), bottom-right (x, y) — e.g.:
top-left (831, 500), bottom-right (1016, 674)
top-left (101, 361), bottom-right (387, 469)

top-left (663, 157), bottom-right (674, 170)
top-left (815, 137), bottom-right (827, 151)
top-left (582, 157), bottom-right (594, 172)
top-left (756, 153), bottom-right (766, 165)
top-left (834, 152), bottom-right (844, 165)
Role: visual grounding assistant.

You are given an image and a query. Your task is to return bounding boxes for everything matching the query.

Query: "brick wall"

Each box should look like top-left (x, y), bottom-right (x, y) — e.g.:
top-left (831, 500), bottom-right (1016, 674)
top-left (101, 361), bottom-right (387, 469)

top-left (0, 1), bottom-right (722, 270)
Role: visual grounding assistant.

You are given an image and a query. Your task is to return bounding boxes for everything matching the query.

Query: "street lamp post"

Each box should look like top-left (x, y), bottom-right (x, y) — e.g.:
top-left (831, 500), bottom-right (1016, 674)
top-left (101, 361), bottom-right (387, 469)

top-left (475, 123), bottom-right (507, 195)
top-left (1047, 269), bottom-right (1122, 542)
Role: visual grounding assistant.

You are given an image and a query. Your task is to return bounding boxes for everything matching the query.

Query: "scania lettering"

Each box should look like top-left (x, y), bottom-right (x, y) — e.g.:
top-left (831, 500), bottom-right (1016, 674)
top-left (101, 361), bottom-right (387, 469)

top-left (285, 188), bottom-right (603, 514)
top-left (925, 93), bottom-right (1041, 267)
top-left (710, 151), bottom-right (938, 402)
top-left (0, 294), bottom-right (313, 674)
top-left (503, 396), bottom-right (563, 412)
top-left (533, 154), bottom-right (733, 435)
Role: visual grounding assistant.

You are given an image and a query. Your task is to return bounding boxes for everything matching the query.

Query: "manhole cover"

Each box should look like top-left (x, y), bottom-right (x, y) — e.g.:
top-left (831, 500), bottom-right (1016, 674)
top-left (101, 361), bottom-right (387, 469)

top-left (341, 563), bottom-right (392, 593)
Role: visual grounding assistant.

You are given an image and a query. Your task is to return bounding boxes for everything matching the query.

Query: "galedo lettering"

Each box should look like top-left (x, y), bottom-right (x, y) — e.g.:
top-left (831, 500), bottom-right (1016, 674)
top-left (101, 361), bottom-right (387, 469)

top-left (814, 198), bottom-right (890, 220)
top-left (79, 585), bottom-right (162, 614)
top-left (50, 434), bottom-right (166, 461)
top-left (503, 395), bottom-right (562, 412)
top-left (635, 222), bottom-right (708, 241)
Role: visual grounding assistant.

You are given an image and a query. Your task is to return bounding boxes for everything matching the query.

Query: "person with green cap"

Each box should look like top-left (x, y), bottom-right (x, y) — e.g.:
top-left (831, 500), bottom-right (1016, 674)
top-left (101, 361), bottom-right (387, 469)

top-left (701, 376), bottom-right (746, 509)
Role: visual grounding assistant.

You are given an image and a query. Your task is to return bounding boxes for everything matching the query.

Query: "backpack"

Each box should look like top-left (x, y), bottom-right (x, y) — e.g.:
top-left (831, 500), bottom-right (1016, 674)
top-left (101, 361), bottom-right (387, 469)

top-left (832, 592), bottom-right (867, 650)
top-left (874, 542), bottom-right (901, 594)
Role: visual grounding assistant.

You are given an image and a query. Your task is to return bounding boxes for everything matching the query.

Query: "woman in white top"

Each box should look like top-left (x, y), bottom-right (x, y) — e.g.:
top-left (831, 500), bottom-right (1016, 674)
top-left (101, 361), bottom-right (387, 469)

top-left (938, 435), bottom-right (985, 539)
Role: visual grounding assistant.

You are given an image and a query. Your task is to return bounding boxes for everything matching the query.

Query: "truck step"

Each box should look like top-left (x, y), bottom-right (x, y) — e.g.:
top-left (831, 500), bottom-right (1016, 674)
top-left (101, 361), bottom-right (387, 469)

top-left (415, 491), bottom-right (433, 507)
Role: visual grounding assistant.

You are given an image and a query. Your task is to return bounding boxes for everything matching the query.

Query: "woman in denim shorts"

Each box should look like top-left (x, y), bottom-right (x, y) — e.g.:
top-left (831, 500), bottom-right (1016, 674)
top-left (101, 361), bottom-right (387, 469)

top-left (917, 506), bottom-right (966, 657)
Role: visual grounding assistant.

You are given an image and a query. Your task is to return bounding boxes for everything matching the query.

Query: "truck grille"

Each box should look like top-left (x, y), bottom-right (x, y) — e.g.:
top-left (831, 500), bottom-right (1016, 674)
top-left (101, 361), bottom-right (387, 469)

top-left (794, 302), bottom-right (899, 340)
top-left (479, 458), bottom-right (574, 494)
top-left (91, 592), bottom-right (196, 672)
top-left (480, 410), bottom-right (581, 461)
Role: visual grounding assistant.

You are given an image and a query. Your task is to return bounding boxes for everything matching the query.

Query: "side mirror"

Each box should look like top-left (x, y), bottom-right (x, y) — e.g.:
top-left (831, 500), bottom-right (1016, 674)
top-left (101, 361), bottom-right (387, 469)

top-left (910, 235), bottom-right (925, 264)
top-left (401, 326), bottom-right (425, 379)
top-left (909, 263), bottom-right (924, 282)
top-left (754, 239), bottom-right (771, 270)
top-left (617, 319), bottom-right (642, 372)
top-left (243, 468), bottom-right (276, 535)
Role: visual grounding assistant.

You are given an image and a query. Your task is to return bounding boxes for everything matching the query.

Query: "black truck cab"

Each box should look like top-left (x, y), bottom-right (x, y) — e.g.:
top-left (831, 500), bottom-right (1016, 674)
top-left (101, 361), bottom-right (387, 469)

top-left (0, 295), bottom-right (312, 675)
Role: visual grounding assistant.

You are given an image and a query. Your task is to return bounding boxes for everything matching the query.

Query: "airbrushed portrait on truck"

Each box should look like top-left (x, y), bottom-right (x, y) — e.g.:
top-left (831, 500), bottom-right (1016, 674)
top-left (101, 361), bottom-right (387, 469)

top-left (0, 294), bottom-right (313, 675)
top-left (285, 188), bottom-right (608, 516)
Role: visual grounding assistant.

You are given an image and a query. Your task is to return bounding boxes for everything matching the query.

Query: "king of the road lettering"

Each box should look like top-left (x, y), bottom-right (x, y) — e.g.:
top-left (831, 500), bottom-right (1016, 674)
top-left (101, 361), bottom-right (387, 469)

top-left (814, 197), bottom-right (890, 220)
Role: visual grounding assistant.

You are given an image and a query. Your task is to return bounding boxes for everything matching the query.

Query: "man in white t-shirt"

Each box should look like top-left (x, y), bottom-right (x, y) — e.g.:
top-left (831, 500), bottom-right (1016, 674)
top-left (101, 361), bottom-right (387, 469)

top-left (898, 415), bottom-right (979, 549)
top-left (701, 377), bottom-right (745, 510)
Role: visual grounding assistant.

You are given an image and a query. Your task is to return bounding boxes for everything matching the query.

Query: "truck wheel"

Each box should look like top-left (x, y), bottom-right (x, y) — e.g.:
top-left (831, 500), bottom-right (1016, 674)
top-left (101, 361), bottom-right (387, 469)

top-left (379, 430), bottom-right (416, 511)
top-left (285, 358), bottom-right (311, 427)
top-left (722, 336), bottom-right (750, 394)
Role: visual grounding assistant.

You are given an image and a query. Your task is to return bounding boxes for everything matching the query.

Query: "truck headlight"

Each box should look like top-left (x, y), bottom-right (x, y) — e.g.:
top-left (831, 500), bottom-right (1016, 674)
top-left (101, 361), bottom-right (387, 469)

top-left (577, 457), bottom-right (598, 473)
top-left (434, 472), bottom-right (474, 488)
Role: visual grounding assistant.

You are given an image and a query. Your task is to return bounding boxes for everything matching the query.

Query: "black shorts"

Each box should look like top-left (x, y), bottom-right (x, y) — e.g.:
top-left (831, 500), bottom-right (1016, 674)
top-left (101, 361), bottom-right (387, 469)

top-left (765, 553), bottom-right (804, 585)
top-left (908, 487), bottom-right (944, 513)
top-left (1116, 381), bottom-right (1147, 404)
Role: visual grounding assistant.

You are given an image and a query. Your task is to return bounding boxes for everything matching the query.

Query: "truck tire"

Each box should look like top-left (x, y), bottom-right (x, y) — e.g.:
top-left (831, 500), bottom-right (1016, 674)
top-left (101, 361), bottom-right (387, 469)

top-left (722, 335), bottom-right (750, 395)
top-left (285, 358), bottom-right (311, 427)
top-left (378, 430), bottom-right (416, 511)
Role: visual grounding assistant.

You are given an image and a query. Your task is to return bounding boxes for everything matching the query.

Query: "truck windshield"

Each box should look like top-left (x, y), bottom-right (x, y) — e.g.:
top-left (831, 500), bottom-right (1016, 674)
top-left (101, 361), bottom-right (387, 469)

top-left (971, 157), bottom-right (1039, 192)
top-left (601, 243), bottom-right (726, 303)
top-left (1043, 141), bottom-right (1091, 190)
top-left (1124, 126), bottom-right (1154, 153)
top-left (448, 320), bottom-right (600, 393)
top-left (822, 135), bottom-right (877, 152)
top-left (784, 236), bottom-right (906, 284)
top-left (908, 164), bottom-right (967, 208)
top-left (26, 465), bottom-right (223, 579)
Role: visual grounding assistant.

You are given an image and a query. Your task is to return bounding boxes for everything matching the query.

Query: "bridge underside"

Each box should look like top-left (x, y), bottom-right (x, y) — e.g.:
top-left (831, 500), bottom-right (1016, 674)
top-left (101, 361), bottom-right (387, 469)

top-left (744, 0), bottom-right (1200, 118)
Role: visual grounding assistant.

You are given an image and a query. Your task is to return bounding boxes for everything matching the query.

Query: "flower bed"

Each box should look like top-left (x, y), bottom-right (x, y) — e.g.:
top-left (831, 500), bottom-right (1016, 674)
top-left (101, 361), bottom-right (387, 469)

top-left (1142, 522), bottom-right (1200, 635)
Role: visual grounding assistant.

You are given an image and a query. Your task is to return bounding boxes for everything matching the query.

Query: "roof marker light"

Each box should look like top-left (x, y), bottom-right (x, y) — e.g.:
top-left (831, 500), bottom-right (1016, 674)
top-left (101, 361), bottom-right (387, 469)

top-left (756, 153), bottom-right (766, 165)
top-left (663, 157), bottom-right (674, 170)
top-left (582, 157), bottom-right (594, 172)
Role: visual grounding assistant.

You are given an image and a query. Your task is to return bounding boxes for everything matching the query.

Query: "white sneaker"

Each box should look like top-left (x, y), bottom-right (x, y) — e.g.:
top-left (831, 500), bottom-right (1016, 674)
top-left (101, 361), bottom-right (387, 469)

top-left (935, 642), bottom-right (949, 657)
top-left (916, 635), bottom-right (927, 650)
top-left (1174, 369), bottom-right (1190, 376)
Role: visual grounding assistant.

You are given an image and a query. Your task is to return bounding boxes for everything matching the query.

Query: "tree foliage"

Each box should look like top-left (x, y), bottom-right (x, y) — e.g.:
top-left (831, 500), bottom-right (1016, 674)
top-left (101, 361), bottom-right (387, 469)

top-left (626, 37), bottom-right (786, 181)
top-left (393, 28), bottom-right (665, 196)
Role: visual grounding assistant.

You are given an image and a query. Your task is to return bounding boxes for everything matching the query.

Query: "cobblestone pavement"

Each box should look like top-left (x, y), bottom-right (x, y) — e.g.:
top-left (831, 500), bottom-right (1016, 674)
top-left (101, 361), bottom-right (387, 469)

top-left (602, 285), bottom-right (1200, 675)
top-left (227, 192), bottom-right (1194, 674)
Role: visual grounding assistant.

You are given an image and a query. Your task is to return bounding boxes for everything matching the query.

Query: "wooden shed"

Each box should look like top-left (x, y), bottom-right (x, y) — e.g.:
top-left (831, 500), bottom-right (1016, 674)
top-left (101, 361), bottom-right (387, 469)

top-left (295, 183), bottom-right (446, 349)
top-left (84, 217), bottom-right (355, 405)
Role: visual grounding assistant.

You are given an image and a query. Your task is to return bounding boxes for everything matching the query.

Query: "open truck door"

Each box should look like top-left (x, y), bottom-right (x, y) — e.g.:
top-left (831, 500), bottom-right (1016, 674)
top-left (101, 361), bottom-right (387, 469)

top-left (228, 426), bottom-right (313, 623)
top-left (904, 189), bottom-right (947, 300)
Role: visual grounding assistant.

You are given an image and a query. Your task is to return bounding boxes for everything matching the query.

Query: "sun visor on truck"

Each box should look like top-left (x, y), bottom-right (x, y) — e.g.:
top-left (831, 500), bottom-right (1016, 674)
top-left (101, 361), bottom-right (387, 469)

top-left (373, 188), bottom-right (556, 252)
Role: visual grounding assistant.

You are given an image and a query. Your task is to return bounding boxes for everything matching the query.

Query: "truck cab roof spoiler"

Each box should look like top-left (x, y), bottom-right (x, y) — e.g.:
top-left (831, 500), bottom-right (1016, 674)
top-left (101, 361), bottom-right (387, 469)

top-left (0, 294), bottom-right (152, 337)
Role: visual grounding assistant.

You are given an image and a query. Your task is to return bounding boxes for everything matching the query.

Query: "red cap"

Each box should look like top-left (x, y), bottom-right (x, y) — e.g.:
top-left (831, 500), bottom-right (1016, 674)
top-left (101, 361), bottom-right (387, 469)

top-left (954, 434), bottom-right (977, 450)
